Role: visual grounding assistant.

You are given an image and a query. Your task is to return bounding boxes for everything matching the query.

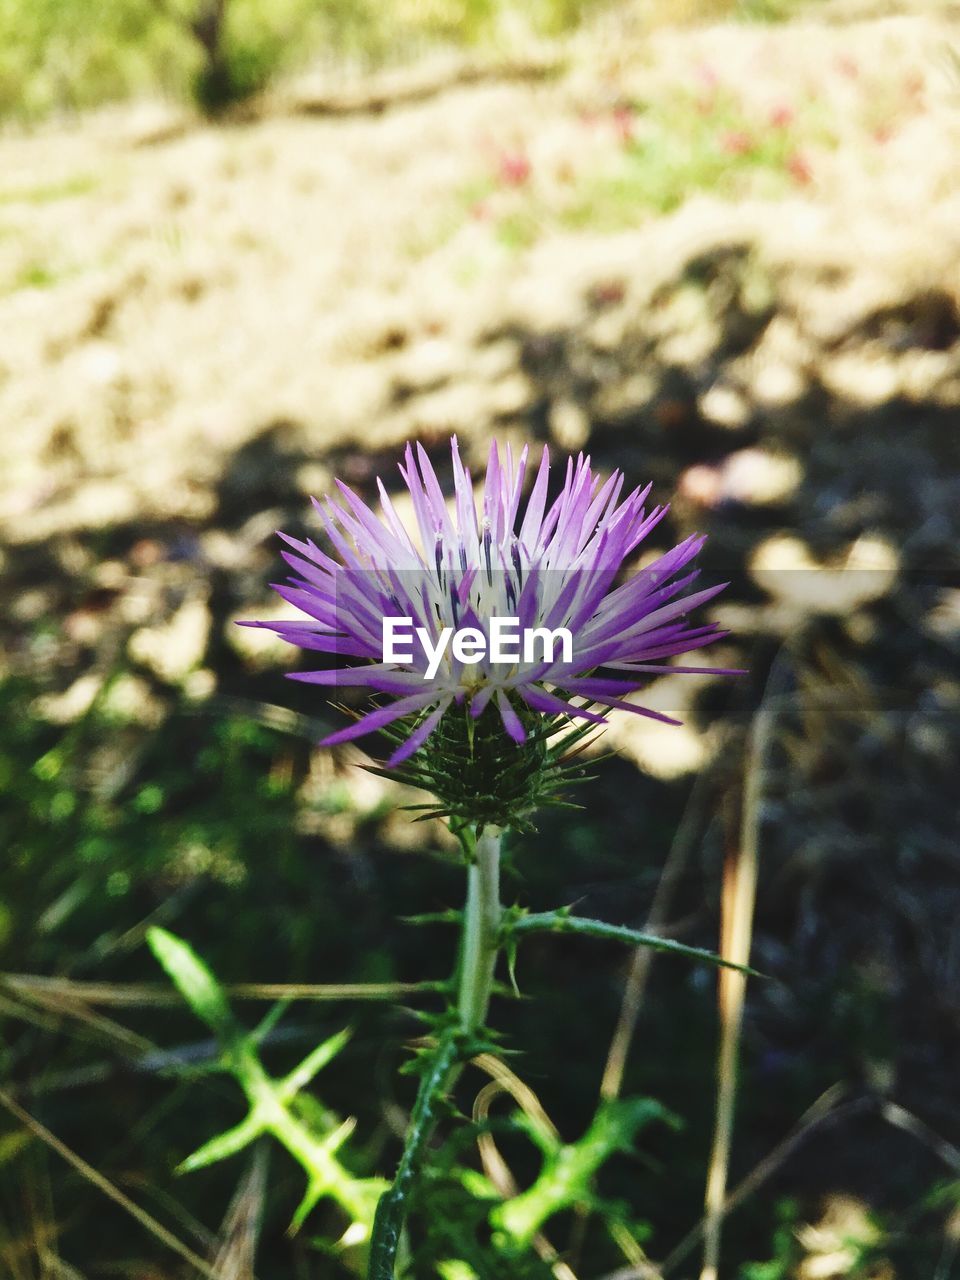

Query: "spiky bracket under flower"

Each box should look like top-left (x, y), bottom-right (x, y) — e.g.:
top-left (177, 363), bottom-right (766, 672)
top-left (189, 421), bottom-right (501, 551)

top-left (371, 696), bottom-right (600, 835)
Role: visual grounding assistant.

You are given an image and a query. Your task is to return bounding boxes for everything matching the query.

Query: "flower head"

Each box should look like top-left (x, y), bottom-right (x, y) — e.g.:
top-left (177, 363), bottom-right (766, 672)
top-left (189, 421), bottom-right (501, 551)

top-left (251, 438), bottom-right (733, 789)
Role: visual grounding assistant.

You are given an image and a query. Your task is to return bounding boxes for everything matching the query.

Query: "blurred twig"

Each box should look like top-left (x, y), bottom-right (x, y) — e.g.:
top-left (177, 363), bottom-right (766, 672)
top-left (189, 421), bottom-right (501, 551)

top-left (600, 758), bottom-right (720, 1102)
top-left (660, 1090), bottom-right (960, 1276)
top-left (212, 1145), bottom-right (268, 1280)
top-left (662, 1084), bottom-right (860, 1274)
top-left (471, 1054), bottom-right (579, 1280)
top-left (0, 982), bottom-right (153, 1054)
top-left (288, 53), bottom-right (563, 119)
top-left (568, 751), bottom-right (728, 1278)
top-left (0, 974), bottom-right (439, 1007)
top-left (699, 655), bottom-right (790, 1280)
top-left (880, 1101), bottom-right (960, 1175)
top-left (0, 1088), bottom-right (223, 1279)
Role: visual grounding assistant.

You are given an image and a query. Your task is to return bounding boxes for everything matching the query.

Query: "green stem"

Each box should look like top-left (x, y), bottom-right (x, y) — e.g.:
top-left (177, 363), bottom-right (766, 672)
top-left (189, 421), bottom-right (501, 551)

top-left (367, 826), bottom-right (504, 1279)
top-left (457, 826), bottom-right (503, 1033)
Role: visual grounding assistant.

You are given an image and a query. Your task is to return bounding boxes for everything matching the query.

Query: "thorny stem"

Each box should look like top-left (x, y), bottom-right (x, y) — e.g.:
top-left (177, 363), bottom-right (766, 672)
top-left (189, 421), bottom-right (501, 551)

top-left (457, 826), bottom-right (503, 1033)
top-left (368, 1030), bottom-right (461, 1280)
top-left (368, 825), bottom-right (504, 1279)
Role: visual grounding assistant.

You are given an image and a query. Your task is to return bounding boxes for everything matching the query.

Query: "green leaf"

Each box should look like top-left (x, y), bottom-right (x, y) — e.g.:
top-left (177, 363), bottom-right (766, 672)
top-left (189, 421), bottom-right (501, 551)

top-left (146, 929), bottom-right (382, 1240)
top-left (290, 1177), bottom-right (325, 1235)
top-left (504, 911), bottom-right (763, 976)
top-left (279, 1028), bottom-right (352, 1102)
top-left (400, 910), bottom-right (463, 926)
top-left (492, 1098), bottom-right (675, 1247)
top-left (178, 1112), bottom-right (265, 1173)
top-left (146, 927), bottom-right (234, 1036)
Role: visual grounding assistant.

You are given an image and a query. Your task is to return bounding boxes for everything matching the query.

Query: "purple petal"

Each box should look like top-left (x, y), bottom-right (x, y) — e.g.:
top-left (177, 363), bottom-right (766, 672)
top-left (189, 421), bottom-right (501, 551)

top-left (319, 691), bottom-right (438, 748)
top-left (518, 445), bottom-right (551, 552)
top-left (289, 665), bottom-right (425, 693)
top-left (469, 684), bottom-right (497, 717)
top-left (496, 689), bottom-right (527, 743)
top-left (388, 698), bottom-right (451, 765)
top-left (557, 680), bottom-right (683, 725)
top-left (518, 685), bottom-right (609, 725)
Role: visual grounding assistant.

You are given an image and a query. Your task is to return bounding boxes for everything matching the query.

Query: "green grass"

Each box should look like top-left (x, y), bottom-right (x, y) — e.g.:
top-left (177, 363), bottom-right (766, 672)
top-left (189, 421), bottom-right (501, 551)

top-left (431, 85), bottom-right (829, 260)
top-left (735, 0), bottom-right (822, 21)
top-left (11, 262), bottom-right (60, 290)
top-left (563, 90), bottom-right (820, 229)
top-left (0, 174), bottom-right (98, 205)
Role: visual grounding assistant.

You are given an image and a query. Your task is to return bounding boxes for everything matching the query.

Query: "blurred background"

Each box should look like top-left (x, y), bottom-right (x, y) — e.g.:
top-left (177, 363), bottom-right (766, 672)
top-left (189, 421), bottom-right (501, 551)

top-left (2, 0), bottom-right (960, 1275)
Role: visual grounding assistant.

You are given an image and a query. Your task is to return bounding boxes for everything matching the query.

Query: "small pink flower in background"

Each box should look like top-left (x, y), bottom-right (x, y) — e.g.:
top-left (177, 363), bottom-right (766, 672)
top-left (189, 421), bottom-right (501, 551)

top-left (497, 150), bottom-right (532, 187)
top-left (836, 54), bottom-right (859, 79)
top-left (902, 70), bottom-right (926, 107)
top-left (576, 107), bottom-right (603, 130)
top-left (720, 130), bottom-right (754, 157)
top-left (872, 123), bottom-right (894, 146)
top-left (694, 61), bottom-right (719, 114)
top-left (786, 150), bottom-right (813, 186)
top-left (695, 61), bottom-right (719, 91)
top-left (769, 103), bottom-right (794, 129)
top-left (612, 104), bottom-right (634, 145)
top-left (587, 278), bottom-right (626, 309)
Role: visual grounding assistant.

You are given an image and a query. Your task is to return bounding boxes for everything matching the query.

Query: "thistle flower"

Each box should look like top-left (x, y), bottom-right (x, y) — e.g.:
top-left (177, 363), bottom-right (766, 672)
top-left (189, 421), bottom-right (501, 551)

top-left (251, 438), bottom-right (733, 786)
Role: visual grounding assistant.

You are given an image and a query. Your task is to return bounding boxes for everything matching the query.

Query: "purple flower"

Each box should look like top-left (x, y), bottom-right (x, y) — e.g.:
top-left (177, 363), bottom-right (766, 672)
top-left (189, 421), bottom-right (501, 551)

top-left (250, 438), bottom-right (733, 766)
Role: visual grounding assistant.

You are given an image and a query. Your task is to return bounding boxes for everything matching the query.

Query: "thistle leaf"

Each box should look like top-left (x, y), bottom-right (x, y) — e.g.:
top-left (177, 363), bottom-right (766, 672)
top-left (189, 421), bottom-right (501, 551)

top-left (178, 1111), bottom-right (265, 1173)
top-left (147, 927), bottom-right (234, 1037)
top-left (280, 1028), bottom-right (352, 1101)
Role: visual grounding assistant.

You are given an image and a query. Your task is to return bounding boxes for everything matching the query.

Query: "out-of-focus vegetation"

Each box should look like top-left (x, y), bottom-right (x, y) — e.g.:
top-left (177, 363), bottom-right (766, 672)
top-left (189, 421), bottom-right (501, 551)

top-left (0, 0), bottom-right (824, 120)
top-left (0, 0), bottom-right (602, 119)
top-left (434, 84), bottom-right (825, 256)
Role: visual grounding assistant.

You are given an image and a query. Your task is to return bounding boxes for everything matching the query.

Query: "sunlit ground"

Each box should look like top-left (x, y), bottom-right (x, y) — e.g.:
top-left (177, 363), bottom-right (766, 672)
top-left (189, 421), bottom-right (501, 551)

top-left (2, 0), bottom-right (960, 1276)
